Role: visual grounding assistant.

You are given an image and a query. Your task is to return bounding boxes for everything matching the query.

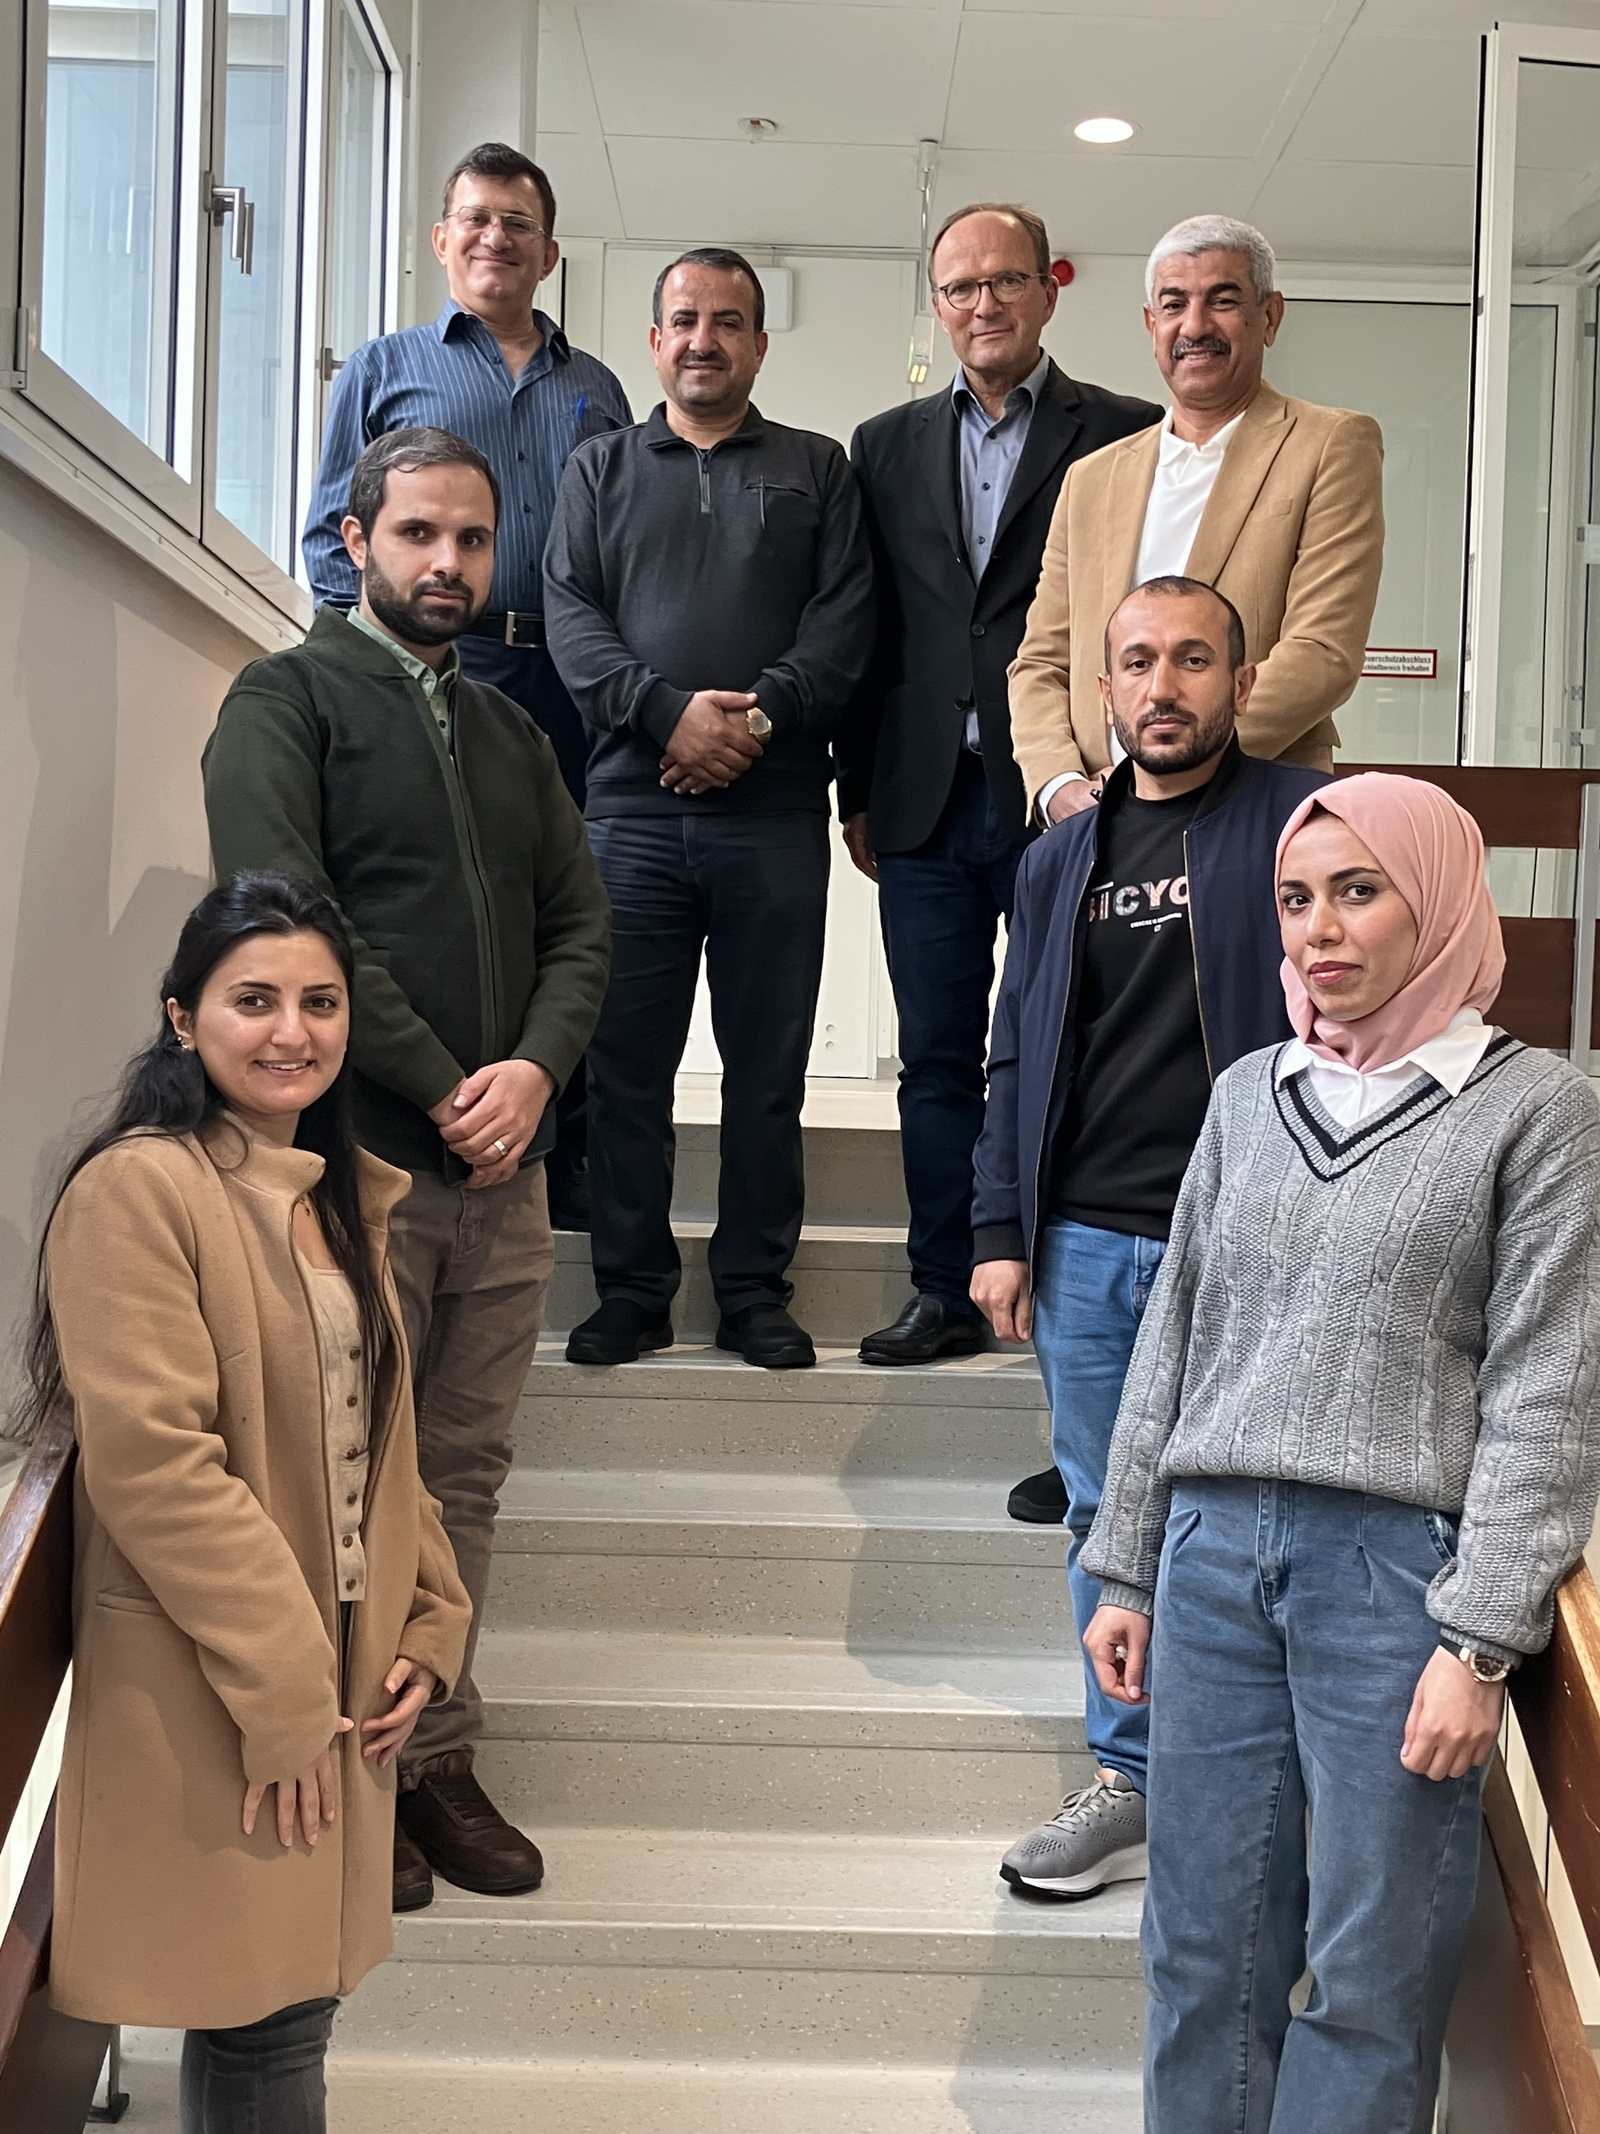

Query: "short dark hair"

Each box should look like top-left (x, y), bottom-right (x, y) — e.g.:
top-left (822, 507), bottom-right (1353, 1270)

top-left (442, 142), bottom-right (555, 238)
top-left (929, 201), bottom-right (1050, 285)
top-left (1104, 575), bottom-right (1248, 672)
top-left (652, 248), bottom-right (766, 333)
top-left (347, 426), bottom-right (501, 538)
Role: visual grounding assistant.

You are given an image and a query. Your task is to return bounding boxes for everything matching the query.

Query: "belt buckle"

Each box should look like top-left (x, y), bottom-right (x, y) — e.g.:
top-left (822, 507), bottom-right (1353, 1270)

top-left (504, 610), bottom-right (542, 648)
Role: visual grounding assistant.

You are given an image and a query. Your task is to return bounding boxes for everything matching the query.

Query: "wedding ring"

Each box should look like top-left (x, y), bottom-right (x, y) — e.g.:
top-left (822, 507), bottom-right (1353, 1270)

top-left (492, 1137), bottom-right (510, 1158)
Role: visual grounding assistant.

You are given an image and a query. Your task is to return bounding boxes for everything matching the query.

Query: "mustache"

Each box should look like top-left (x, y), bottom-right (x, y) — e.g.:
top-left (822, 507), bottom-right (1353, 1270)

top-left (412, 577), bottom-right (470, 598)
top-left (677, 353), bottom-right (730, 370)
top-left (1173, 336), bottom-right (1230, 360)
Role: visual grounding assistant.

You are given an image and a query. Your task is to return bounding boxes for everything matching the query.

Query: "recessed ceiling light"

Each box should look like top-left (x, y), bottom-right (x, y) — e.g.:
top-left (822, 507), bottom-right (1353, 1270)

top-left (1074, 116), bottom-right (1135, 145)
top-left (741, 117), bottom-right (778, 141)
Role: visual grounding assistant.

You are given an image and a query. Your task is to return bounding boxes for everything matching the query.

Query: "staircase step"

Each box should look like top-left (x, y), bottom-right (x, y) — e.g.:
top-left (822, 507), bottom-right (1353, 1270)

top-left (516, 1342), bottom-right (1050, 1479)
top-left (111, 2042), bottom-right (1144, 2134)
top-left (332, 1829), bottom-right (1143, 2065)
top-left (547, 1225), bottom-right (912, 1342)
top-left (474, 1630), bottom-right (1088, 1835)
top-left (672, 1120), bottom-right (911, 1231)
top-left (113, 2043), bottom-right (1142, 2134)
top-left (488, 1469), bottom-right (1070, 1645)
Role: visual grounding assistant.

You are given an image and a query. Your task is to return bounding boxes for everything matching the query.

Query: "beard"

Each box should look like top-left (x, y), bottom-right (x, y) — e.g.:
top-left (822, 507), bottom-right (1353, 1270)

top-left (1111, 695), bottom-right (1236, 775)
top-left (361, 554), bottom-right (480, 647)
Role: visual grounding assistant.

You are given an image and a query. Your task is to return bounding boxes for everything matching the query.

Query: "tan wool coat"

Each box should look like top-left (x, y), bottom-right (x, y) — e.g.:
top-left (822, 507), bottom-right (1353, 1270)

top-left (45, 1123), bottom-right (471, 2032)
top-left (1008, 381), bottom-right (1385, 801)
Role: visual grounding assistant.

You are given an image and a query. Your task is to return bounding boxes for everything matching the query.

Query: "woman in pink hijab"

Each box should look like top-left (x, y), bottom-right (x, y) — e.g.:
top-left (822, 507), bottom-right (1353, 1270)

top-left (1077, 773), bottom-right (1600, 2134)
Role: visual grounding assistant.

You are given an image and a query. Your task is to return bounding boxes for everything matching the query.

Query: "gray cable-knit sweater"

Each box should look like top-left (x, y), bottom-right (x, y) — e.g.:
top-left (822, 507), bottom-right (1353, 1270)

top-left (1082, 1033), bottom-right (1600, 1659)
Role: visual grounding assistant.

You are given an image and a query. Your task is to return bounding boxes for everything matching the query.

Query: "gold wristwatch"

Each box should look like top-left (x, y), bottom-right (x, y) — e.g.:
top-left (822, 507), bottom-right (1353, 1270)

top-left (746, 707), bottom-right (773, 741)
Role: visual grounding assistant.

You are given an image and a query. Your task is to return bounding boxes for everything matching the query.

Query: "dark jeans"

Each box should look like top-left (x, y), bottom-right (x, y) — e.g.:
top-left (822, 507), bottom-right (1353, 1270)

top-left (585, 810), bottom-right (831, 1318)
top-left (875, 753), bottom-right (1025, 1305)
top-left (457, 635), bottom-right (591, 1202)
top-left (180, 1995), bottom-right (337, 2133)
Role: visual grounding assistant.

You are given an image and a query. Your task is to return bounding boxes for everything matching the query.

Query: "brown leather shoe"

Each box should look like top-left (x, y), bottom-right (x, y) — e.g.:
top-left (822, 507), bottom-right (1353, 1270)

top-left (393, 1816), bottom-right (434, 1912)
top-left (398, 1752), bottom-right (545, 1896)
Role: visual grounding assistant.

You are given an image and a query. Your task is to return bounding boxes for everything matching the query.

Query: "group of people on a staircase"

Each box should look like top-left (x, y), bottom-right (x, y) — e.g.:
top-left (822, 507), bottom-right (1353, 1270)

top-left (12, 136), bottom-right (1600, 2134)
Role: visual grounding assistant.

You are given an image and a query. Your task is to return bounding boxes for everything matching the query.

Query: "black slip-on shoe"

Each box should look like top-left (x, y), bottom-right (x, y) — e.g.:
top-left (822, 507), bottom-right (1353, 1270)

top-left (859, 1294), bottom-right (986, 1366)
top-left (1008, 1465), bottom-right (1068, 1524)
top-left (715, 1303), bottom-right (816, 1370)
top-left (566, 1297), bottom-right (674, 1365)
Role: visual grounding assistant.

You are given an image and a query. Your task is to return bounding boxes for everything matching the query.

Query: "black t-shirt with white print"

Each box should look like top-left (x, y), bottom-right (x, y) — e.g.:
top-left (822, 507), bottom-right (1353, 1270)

top-left (1050, 781), bottom-right (1212, 1241)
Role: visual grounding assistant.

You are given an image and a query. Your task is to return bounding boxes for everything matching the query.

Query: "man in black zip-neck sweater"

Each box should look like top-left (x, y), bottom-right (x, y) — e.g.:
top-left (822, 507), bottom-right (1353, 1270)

top-left (545, 246), bottom-right (874, 1370)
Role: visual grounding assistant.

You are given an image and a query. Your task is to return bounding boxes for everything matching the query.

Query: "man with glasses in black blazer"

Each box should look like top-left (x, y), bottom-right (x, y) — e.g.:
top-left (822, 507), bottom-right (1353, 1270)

top-left (839, 204), bottom-right (1159, 1521)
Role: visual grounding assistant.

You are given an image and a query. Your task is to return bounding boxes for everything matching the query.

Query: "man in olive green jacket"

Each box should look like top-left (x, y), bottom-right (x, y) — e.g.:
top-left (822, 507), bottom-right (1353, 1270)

top-left (204, 426), bottom-right (611, 1914)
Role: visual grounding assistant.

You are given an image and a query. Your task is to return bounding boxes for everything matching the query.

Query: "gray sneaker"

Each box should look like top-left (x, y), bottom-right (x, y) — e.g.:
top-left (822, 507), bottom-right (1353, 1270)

top-left (1000, 1770), bottom-right (1148, 1897)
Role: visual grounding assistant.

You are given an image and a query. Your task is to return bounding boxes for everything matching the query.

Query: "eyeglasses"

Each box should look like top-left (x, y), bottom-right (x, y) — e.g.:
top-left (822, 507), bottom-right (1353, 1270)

top-left (444, 208), bottom-right (547, 244)
top-left (934, 271), bottom-right (1046, 312)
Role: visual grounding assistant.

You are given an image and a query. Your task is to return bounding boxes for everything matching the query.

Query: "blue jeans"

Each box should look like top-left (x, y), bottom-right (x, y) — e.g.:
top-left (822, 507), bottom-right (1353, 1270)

top-left (1143, 1479), bottom-right (1487, 2134)
top-left (876, 754), bottom-right (1024, 1307)
top-left (1031, 1217), bottom-right (1165, 1791)
top-left (180, 1995), bottom-right (337, 2132)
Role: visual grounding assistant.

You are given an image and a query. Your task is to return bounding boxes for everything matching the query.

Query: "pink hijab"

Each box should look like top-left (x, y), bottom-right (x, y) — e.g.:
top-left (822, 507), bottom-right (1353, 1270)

top-left (1275, 773), bottom-right (1505, 1072)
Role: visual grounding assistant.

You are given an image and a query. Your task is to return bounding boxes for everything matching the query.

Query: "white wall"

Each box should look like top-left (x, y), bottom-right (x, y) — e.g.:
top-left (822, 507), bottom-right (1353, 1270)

top-left (0, 461), bottom-right (255, 1380)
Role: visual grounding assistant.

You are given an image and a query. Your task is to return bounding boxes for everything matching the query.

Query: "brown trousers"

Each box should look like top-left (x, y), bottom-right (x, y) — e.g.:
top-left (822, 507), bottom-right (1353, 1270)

top-left (385, 1162), bottom-right (554, 1778)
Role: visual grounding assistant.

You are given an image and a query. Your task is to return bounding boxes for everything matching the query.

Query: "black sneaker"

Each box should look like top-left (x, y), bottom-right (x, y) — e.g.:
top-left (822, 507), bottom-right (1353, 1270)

top-left (1008, 1466), bottom-right (1068, 1523)
top-left (716, 1303), bottom-right (816, 1370)
top-left (566, 1297), bottom-right (674, 1365)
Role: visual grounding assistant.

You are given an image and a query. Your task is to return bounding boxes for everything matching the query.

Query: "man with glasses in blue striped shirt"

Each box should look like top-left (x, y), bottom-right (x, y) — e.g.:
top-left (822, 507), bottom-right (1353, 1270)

top-left (304, 140), bottom-right (631, 1226)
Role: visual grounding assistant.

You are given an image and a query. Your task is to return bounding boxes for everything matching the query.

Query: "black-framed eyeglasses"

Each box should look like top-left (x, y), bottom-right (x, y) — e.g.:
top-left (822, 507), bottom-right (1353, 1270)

top-left (934, 270), bottom-right (1046, 312)
top-left (444, 208), bottom-right (547, 244)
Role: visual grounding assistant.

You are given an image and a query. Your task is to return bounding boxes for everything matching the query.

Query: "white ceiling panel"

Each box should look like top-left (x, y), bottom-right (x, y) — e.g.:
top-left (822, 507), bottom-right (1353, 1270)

top-left (1250, 157), bottom-right (1476, 264)
top-left (1353, 0), bottom-right (1600, 35)
top-left (574, 1), bottom-right (941, 145)
top-left (945, 10), bottom-right (1319, 157)
top-left (540, 131), bottom-right (626, 239)
top-left (934, 147), bottom-right (1257, 256)
top-left (961, 0), bottom-right (1327, 16)
top-left (604, 136), bottom-right (931, 246)
top-left (1285, 32), bottom-right (1479, 166)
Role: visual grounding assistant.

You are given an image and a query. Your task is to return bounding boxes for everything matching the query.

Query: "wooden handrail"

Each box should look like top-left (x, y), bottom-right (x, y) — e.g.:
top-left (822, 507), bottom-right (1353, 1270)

top-left (1511, 1565), bottom-right (1600, 1969)
top-left (0, 1406), bottom-right (74, 1851)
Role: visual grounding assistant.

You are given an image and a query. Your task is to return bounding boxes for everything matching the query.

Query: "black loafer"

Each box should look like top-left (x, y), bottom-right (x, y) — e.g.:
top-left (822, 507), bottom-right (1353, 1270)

top-left (716, 1303), bottom-right (816, 1370)
top-left (566, 1297), bottom-right (674, 1365)
top-left (1008, 1466), bottom-right (1068, 1524)
top-left (860, 1294), bottom-right (985, 1366)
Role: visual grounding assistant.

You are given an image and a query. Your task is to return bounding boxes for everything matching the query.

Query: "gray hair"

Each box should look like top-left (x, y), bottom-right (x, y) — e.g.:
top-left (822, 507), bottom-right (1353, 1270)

top-left (1144, 216), bottom-right (1276, 306)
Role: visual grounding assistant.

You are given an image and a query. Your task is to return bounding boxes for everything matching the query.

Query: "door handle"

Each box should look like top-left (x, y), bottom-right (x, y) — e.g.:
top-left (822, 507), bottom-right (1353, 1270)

top-left (206, 179), bottom-right (255, 276)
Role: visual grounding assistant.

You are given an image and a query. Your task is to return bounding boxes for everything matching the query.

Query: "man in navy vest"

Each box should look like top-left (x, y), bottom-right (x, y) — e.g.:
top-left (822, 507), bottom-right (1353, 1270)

top-left (971, 576), bottom-right (1327, 1900)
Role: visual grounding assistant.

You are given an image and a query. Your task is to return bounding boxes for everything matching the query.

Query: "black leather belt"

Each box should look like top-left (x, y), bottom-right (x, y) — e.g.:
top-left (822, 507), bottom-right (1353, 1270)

top-left (466, 611), bottom-right (546, 649)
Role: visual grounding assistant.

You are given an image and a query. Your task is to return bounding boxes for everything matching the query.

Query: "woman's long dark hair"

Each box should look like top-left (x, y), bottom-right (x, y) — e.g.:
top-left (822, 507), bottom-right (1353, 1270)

top-left (10, 871), bottom-right (389, 1442)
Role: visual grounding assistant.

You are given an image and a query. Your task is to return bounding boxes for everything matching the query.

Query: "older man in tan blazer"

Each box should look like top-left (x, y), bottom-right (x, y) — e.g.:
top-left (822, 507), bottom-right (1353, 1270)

top-left (1010, 214), bottom-right (1383, 818)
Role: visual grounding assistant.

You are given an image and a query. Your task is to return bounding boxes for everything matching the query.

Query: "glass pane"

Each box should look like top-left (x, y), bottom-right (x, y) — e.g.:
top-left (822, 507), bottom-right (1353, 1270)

top-left (1495, 303), bottom-right (1557, 767)
top-left (215, 0), bottom-right (303, 564)
top-left (1513, 59), bottom-right (1600, 271)
top-left (1266, 300), bottom-right (1469, 765)
top-left (40, 0), bottom-right (183, 454)
top-left (327, 0), bottom-right (386, 364)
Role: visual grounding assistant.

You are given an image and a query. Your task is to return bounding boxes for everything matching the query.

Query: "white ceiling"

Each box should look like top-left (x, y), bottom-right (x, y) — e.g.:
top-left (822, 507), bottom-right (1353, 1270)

top-left (535, 0), bottom-right (1600, 263)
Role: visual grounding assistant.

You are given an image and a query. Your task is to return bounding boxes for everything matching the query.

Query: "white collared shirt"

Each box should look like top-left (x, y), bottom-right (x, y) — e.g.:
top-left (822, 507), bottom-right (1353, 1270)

top-left (1273, 1008), bottom-right (1496, 1130)
top-left (1038, 408), bottom-right (1244, 816)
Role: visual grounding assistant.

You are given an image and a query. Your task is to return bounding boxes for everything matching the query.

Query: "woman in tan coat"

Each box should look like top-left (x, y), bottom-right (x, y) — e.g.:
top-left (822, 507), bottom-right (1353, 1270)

top-left (16, 871), bottom-right (470, 2132)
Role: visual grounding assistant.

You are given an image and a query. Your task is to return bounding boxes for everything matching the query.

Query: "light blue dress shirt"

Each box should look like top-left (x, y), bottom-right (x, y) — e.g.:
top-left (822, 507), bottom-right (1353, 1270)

top-left (302, 301), bottom-right (633, 614)
top-left (951, 349), bottom-right (1049, 746)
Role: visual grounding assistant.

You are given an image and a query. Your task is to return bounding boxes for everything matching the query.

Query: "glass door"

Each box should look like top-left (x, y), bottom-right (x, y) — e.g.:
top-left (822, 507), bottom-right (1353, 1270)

top-left (1464, 25), bottom-right (1600, 770)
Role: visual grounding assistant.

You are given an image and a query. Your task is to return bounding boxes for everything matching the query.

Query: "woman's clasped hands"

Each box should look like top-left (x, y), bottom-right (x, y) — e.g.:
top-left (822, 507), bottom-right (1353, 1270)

top-left (242, 1657), bottom-right (440, 1847)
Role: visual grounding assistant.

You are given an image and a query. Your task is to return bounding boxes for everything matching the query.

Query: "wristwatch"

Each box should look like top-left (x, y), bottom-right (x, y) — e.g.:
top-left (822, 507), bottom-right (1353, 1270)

top-left (746, 707), bottom-right (773, 741)
top-left (1442, 1638), bottom-right (1514, 1684)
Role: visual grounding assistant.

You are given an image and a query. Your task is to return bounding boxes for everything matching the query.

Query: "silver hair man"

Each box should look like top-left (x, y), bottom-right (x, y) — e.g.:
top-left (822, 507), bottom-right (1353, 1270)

top-left (1144, 215), bottom-right (1276, 306)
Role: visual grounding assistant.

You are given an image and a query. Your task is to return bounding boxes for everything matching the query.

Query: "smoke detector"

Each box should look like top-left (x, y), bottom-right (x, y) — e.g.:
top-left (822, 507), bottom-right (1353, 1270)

top-left (741, 117), bottom-right (778, 141)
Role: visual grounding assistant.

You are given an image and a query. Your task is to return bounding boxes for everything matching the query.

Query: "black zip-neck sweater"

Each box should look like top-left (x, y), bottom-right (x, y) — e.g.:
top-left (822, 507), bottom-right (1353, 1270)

top-left (543, 403), bottom-right (876, 819)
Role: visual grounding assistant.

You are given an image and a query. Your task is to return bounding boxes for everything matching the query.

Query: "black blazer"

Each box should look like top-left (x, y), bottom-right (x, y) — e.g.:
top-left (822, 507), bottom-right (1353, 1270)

top-left (837, 361), bottom-right (1161, 854)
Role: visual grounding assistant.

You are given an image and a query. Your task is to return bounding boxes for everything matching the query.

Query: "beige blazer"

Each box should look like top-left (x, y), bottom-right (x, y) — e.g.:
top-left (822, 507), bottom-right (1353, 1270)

top-left (45, 1124), bottom-right (470, 2032)
top-left (1008, 381), bottom-right (1384, 796)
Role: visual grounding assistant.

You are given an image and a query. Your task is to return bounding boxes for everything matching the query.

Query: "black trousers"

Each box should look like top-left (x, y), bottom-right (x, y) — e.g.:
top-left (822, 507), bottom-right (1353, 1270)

top-left (457, 636), bottom-right (591, 1198)
top-left (585, 810), bottom-right (830, 1318)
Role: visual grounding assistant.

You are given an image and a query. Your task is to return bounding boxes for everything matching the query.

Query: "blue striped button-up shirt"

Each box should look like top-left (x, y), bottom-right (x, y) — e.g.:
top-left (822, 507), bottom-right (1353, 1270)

top-left (302, 301), bottom-right (633, 613)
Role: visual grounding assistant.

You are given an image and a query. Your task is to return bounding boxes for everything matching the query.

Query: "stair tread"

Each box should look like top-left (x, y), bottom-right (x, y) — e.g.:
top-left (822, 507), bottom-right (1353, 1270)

top-left (497, 1467), bottom-right (1060, 1547)
top-left (526, 1339), bottom-right (1045, 1404)
top-left (476, 1627), bottom-right (1083, 1724)
top-left (404, 1828), bottom-right (1140, 1950)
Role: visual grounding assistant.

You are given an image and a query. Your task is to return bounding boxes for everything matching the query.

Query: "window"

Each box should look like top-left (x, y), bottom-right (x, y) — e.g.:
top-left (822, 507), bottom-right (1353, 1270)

top-left (12, 0), bottom-right (396, 609)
